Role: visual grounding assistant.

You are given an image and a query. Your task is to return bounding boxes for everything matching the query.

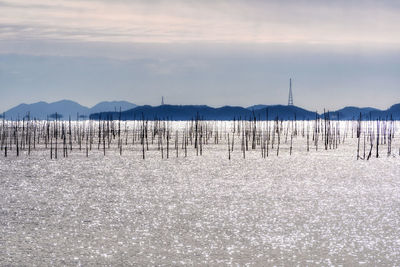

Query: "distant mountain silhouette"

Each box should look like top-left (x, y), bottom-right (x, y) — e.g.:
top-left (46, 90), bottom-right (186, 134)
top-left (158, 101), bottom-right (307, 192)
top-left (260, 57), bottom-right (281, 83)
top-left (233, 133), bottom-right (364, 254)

top-left (387, 103), bottom-right (400, 118)
top-left (322, 104), bottom-right (400, 120)
top-left (2, 100), bottom-right (137, 120)
top-left (89, 101), bottom-right (137, 114)
top-left (3, 100), bottom-right (89, 120)
top-left (90, 104), bottom-right (319, 121)
top-left (3, 100), bottom-right (400, 120)
top-left (247, 104), bottom-right (269, 110)
top-left (323, 106), bottom-right (380, 120)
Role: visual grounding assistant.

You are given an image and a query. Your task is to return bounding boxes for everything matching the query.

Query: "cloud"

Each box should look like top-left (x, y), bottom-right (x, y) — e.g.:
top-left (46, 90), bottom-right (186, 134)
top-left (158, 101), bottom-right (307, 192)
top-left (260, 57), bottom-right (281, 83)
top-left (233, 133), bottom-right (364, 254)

top-left (0, 0), bottom-right (399, 48)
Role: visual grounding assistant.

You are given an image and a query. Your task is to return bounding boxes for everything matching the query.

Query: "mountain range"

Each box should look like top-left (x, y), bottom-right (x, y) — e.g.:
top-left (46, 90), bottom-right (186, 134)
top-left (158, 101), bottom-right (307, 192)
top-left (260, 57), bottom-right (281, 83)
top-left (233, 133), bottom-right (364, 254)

top-left (1, 100), bottom-right (399, 120)
top-left (1, 100), bottom-right (137, 120)
top-left (90, 104), bottom-right (319, 120)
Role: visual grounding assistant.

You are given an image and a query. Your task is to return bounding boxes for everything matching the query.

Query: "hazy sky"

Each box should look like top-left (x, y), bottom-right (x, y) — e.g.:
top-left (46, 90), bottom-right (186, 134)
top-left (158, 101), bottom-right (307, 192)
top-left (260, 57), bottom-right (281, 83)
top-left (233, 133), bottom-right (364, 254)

top-left (0, 0), bottom-right (399, 112)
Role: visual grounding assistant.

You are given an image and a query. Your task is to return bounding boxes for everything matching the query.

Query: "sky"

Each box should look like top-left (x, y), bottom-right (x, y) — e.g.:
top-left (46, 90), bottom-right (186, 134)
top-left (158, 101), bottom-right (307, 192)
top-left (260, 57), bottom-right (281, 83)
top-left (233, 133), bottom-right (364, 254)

top-left (0, 0), bottom-right (399, 112)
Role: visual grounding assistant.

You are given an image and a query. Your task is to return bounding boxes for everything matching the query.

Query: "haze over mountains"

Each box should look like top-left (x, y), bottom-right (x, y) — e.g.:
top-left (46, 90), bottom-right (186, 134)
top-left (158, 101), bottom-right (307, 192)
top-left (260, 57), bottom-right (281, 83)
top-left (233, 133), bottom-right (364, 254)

top-left (1, 100), bottom-right (137, 120)
top-left (1, 100), bottom-right (399, 120)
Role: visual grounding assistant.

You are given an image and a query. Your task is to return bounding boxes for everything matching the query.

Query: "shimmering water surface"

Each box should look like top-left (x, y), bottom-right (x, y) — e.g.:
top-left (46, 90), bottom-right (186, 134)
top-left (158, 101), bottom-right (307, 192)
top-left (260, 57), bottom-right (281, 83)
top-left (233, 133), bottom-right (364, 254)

top-left (1, 121), bottom-right (400, 266)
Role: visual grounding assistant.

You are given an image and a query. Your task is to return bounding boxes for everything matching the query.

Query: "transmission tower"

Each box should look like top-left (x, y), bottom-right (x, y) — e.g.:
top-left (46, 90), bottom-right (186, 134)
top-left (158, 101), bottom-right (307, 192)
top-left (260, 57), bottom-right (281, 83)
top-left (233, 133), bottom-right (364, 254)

top-left (288, 78), bottom-right (294, 106)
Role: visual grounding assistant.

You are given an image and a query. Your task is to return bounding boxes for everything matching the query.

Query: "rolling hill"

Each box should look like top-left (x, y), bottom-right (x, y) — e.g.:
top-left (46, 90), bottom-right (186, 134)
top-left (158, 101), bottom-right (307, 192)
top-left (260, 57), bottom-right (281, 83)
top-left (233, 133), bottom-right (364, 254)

top-left (90, 104), bottom-right (319, 121)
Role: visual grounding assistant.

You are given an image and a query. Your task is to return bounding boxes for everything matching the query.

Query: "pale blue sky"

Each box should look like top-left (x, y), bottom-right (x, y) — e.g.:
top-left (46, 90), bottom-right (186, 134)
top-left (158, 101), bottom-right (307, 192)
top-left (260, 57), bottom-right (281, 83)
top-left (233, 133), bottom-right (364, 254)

top-left (0, 0), bottom-right (399, 112)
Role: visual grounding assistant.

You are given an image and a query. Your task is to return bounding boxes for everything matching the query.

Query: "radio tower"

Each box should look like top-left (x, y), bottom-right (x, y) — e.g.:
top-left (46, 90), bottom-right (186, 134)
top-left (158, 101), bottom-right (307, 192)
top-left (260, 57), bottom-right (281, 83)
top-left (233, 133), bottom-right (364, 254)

top-left (288, 78), bottom-right (294, 106)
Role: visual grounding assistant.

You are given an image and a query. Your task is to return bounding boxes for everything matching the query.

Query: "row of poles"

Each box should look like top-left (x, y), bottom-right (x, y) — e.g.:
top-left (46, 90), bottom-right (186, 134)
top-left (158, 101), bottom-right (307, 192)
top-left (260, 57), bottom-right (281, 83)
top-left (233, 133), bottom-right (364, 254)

top-left (0, 112), bottom-right (398, 160)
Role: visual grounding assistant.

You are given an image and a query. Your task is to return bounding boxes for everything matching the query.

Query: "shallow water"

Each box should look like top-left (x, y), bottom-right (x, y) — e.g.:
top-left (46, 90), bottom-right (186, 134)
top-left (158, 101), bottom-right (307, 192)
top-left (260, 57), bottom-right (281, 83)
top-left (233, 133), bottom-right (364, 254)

top-left (1, 121), bottom-right (400, 266)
